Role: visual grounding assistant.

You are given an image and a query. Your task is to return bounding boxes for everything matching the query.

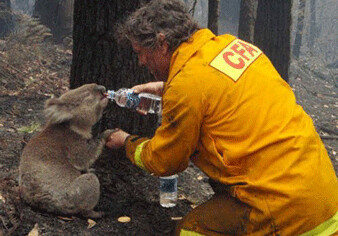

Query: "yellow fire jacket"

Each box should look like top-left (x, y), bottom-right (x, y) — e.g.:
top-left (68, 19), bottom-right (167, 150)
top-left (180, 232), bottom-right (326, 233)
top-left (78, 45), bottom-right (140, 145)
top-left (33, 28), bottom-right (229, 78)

top-left (125, 29), bottom-right (338, 235)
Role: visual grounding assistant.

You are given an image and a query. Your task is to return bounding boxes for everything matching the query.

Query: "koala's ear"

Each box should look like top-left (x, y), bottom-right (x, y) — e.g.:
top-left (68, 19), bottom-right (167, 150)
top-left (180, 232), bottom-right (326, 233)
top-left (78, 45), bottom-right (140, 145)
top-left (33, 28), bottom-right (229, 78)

top-left (44, 98), bottom-right (74, 124)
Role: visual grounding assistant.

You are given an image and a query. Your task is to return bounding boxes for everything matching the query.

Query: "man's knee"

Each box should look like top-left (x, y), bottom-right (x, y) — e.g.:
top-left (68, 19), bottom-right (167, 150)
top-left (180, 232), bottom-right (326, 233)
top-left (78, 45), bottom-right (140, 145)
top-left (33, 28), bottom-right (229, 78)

top-left (176, 193), bottom-right (251, 235)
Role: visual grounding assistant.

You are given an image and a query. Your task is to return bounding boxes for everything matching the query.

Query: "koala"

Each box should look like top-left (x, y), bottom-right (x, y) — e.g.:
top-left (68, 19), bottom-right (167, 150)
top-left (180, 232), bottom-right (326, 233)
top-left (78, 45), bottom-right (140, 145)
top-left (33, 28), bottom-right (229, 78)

top-left (19, 83), bottom-right (114, 218)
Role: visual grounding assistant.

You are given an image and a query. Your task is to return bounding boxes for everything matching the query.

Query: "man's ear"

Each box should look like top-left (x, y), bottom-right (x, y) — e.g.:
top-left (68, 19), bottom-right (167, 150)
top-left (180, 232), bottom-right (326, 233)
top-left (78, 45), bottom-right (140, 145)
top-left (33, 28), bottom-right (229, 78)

top-left (157, 33), bottom-right (169, 54)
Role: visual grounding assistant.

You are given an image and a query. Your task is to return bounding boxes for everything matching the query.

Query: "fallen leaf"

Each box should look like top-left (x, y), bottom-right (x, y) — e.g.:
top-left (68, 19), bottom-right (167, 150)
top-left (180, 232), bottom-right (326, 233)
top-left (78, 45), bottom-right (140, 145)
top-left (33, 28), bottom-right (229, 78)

top-left (28, 223), bottom-right (39, 236)
top-left (178, 194), bottom-right (186, 200)
top-left (0, 195), bottom-right (5, 204)
top-left (117, 216), bottom-right (131, 223)
top-left (190, 204), bottom-right (198, 209)
top-left (57, 216), bottom-right (73, 221)
top-left (87, 219), bottom-right (96, 229)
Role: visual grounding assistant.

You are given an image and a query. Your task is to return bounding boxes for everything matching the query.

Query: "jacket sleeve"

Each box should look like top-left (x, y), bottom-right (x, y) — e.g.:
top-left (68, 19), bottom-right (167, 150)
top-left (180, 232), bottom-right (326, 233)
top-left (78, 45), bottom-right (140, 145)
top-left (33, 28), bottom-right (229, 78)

top-left (125, 79), bottom-right (204, 176)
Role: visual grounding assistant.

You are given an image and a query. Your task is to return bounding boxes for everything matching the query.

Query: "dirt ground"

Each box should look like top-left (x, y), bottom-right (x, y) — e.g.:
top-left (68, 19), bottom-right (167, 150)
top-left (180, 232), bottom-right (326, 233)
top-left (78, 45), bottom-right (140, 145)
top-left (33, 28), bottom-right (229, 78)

top-left (0, 36), bottom-right (337, 235)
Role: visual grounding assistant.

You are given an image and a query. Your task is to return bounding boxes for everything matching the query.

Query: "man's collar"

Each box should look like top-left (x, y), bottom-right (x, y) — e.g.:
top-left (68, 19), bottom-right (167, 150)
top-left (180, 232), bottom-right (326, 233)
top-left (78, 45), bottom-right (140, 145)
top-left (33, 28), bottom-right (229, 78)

top-left (167, 28), bottom-right (215, 83)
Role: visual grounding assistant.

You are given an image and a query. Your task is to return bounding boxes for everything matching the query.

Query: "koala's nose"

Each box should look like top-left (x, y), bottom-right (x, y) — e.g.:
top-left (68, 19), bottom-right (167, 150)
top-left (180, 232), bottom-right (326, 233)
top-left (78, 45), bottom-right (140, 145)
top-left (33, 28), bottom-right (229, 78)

top-left (95, 85), bottom-right (106, 94)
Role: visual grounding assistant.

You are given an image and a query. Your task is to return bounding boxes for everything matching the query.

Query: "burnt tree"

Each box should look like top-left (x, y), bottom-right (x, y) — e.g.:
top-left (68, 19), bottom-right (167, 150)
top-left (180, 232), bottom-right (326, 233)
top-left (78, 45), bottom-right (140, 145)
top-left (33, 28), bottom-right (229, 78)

top-left (208, 0), bottom-right (219, 35)
top-left (254, 0), bottom-right (292, 82)
top-left (0, 0), bottom-right (14, 38)
top-left (33, 0), bottom-right (74, 42)
top-left (307, 0), bottom-right (317, 51)
top-left (70, 0), bottom-right (158, 191)
top-left (292, 0), bottom-right (306, 59)
top-left (238, 0), bottom-right (258, 43)
top-left (70, 0), bottom-right (156, 135)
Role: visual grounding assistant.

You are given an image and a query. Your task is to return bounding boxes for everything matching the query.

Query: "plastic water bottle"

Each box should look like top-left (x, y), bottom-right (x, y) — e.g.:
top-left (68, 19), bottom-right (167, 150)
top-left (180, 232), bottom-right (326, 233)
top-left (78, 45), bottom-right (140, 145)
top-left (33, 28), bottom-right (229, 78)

top-left (159, 174), bottom-right (178, 208)
top-left (106, 88), bottom-right (161, 114)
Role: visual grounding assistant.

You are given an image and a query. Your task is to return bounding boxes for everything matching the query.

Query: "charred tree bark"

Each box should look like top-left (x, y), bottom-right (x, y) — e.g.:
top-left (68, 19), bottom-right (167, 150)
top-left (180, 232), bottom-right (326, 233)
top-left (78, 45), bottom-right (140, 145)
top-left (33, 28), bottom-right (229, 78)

top-left (292, 0), bottom-right (306, 59)
top-left (70, 0), bottom-right (158, 205)
top-left (33, 0), bottom-right (73, 42)
top-left (208, 0), bottom-right (219, 35)
top-left (307, 0), bottom-right (317, 50)
top-left (70, 0), bottom-right (156, 142)
top-left (55, 0), bottom-right (74, 42)
top-left (33, 0), bottom-right (59, 37)
top-left (238, 0), bottom-right (258, 43)
top-left (0, 0), bottom-right (14, 38)
top-left (254, 0), bottom-right (291, 82)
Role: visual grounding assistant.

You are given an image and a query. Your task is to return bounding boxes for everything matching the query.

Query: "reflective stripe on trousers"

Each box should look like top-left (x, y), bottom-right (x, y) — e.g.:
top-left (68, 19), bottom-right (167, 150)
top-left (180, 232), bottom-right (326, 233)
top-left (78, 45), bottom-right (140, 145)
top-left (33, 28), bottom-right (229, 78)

top-left (300, 211), bottom-right (338, 236)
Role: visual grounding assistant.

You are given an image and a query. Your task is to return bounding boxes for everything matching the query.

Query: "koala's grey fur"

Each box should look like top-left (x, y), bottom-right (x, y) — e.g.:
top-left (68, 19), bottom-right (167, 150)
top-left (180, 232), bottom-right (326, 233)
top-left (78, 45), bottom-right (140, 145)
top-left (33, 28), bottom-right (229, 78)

top-left (19, 83), bottom-right (114, 218)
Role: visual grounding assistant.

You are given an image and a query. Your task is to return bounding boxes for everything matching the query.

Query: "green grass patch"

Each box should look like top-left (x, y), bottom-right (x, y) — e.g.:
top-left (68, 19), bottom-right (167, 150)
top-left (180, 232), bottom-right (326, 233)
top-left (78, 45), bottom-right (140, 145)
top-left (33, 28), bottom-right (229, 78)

top-left (18, 122), bottom-right (41, 133)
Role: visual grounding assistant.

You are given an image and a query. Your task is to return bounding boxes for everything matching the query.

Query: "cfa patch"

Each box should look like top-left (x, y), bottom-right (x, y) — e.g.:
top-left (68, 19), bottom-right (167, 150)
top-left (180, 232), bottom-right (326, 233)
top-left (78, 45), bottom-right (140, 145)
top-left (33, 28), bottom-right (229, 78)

top-left (209, 39), bottom-right (262, 82)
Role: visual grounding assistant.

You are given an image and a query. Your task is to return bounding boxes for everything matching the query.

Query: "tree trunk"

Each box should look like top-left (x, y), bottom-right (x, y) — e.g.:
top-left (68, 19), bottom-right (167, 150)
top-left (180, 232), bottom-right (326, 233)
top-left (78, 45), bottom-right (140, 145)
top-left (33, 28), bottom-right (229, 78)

top-left (208, 0), bottom-right (219, 35)
top-left (292, 0), bottom-right (306, 59)
top-left (33, 0), bottom-right (59, 35)
top-left (33, 0), bottom-right (74, 42)
top-left (238, 0), bottom-right (258, 43)
top-left (70, 0), bottom-right (159, 206)
top-left (70, 0), bottom-right (157, 161)
top-left (307, 0), bottom-right (316, 50)
top-left (0, 0), bottom-right (14, 38)
top-left (55, 0), bottom-right (74, 41)
top-left (254, 0), bottom-right (291, 82)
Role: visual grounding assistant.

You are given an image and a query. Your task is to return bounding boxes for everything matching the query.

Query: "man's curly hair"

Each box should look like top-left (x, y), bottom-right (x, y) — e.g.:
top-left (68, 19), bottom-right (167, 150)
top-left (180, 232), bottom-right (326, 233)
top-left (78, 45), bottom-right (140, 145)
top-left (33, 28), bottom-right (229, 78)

top-left (117, 0), bottom-right (200, 51)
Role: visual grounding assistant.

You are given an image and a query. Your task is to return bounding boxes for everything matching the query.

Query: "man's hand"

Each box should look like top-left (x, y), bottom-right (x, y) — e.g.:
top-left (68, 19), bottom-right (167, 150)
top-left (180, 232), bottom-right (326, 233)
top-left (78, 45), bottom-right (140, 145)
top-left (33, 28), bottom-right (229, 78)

top-left (105, 129), bottom-right (130, 149)
top-left (132, 82), bottom-right (164, 96)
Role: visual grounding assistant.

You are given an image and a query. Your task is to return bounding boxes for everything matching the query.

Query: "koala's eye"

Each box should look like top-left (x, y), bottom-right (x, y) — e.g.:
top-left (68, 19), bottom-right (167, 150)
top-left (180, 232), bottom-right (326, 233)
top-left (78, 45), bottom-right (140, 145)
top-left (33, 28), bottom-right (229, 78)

top-left (94, 85), bottom-right (106, 95)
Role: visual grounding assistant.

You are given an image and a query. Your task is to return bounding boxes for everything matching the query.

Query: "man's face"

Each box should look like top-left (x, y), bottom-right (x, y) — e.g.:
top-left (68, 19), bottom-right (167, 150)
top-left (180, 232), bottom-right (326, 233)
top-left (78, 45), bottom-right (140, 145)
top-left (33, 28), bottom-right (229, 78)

top-left (131, 40), bottom-right (171, 81)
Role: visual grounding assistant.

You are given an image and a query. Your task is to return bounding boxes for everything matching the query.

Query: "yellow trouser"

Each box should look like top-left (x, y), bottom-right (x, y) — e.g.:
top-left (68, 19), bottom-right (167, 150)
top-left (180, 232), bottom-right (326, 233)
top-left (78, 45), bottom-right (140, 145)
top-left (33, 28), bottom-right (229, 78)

top-left (177, 193), bottom-right (338, 236)
top-left (176, 192), bottom-right (251, 236)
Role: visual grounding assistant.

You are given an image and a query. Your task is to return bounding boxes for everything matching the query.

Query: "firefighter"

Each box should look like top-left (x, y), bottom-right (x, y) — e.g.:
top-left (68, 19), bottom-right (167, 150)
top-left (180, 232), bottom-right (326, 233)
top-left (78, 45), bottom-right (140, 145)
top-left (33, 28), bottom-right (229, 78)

top-left (106, 0), bottom-right (338, 235)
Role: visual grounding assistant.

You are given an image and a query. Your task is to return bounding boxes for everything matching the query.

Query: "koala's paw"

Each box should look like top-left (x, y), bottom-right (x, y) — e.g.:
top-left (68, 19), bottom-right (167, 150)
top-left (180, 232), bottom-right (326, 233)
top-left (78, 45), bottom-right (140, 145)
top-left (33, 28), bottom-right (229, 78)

top-left (86, 168), bottom-right (96, 173)
top-left (101, 129), bottom-right (118, 141)
top-left (83, 210), bottom-right (105, 219)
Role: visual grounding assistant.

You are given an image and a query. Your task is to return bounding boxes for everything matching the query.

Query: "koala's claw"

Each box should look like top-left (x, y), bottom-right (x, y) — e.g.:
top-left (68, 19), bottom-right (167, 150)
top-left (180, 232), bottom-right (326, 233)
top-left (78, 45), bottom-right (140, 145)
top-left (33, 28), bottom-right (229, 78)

top-left (87, 168), bottom-right (96, 173)
top-left (83, 210), bottom-right (105, 219)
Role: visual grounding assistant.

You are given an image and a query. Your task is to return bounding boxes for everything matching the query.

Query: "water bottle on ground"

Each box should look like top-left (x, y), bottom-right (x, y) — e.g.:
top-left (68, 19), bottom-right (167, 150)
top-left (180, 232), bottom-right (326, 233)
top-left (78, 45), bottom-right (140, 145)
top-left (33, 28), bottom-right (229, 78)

top-left (159, 174), bottom-right (178, 208)
top-left (106, 88), bottom-right (161, 114)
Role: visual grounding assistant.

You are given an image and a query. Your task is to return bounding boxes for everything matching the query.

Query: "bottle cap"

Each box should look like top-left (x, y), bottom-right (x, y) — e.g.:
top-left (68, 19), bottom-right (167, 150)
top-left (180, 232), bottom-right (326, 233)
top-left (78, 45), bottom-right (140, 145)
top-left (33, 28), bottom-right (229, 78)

top-left (106, 90), bottom-right (115, 99)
